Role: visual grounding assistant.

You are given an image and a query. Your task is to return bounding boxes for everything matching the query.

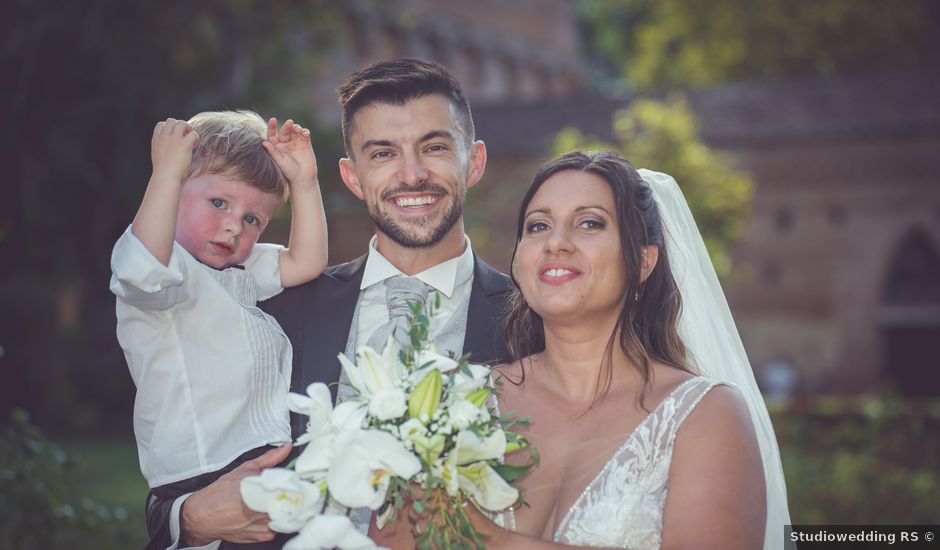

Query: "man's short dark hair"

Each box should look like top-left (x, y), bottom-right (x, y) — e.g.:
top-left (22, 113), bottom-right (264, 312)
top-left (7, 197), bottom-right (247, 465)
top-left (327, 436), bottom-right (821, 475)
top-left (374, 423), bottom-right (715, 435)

top-left (337, 58), bottom-right (475, 154)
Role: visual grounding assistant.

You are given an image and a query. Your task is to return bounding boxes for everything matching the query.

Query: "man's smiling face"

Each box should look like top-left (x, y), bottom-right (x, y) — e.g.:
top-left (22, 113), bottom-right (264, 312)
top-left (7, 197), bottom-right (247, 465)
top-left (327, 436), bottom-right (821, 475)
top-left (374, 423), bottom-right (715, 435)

top-left (339, 94), bottom-right (484, 249)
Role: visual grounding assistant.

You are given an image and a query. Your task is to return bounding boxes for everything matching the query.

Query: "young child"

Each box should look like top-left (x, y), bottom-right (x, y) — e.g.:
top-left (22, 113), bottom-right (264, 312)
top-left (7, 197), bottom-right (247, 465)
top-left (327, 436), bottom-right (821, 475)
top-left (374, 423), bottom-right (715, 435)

top-left (110, 110), bottom-right (327, 489)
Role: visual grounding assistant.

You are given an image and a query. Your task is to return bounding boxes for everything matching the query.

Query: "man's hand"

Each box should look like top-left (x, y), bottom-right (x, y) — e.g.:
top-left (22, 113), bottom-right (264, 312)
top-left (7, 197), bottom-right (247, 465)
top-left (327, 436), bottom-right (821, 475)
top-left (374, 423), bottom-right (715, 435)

top-left (151, 118), bottom-right (199, 184)
top-left (179, 443), bottom-right (292, 546)
top-left (262, 118), bottom-right (318, 189)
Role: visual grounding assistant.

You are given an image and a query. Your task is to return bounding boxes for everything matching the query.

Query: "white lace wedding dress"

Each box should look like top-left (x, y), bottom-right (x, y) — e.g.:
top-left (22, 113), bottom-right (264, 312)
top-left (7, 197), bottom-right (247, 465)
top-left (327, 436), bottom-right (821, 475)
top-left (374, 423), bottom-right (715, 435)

top-left (497, 376), bottom-right (726, 549)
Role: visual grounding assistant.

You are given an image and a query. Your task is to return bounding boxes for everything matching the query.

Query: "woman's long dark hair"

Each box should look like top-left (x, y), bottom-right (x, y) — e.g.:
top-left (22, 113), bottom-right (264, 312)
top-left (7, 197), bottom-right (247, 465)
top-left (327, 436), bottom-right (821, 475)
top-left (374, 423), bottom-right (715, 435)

top-left (504, 151), bottom-right (693, 409)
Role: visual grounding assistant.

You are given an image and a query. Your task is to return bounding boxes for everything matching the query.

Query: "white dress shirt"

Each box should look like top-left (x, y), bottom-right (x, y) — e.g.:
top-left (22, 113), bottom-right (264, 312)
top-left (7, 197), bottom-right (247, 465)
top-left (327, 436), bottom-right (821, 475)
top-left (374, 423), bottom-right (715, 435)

top-left (356, 235), bottom-right (475, 351)
top-left (163, 235), bottom-right (477, 550)
top-left (110, 228), bottom-right (291, 489)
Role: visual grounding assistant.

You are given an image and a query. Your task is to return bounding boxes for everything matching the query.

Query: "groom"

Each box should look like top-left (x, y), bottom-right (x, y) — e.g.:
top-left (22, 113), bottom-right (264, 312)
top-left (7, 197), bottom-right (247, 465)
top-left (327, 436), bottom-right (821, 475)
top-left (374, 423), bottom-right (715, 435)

top-left (146, 58), bottom-right (513, 549)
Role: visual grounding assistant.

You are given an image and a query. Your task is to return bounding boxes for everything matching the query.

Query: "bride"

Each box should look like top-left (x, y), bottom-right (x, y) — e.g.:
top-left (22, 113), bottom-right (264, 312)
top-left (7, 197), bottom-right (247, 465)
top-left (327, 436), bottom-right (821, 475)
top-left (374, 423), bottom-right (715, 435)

top-left (375, 151), bottom-right (790, 549)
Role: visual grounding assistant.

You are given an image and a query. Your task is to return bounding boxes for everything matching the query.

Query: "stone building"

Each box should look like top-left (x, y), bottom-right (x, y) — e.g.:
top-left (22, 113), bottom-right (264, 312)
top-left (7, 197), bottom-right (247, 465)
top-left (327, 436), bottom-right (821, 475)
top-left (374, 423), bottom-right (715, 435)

top-left (291, 1), bottom-right (940, 395)
top-left (471, 70), bottom-right (940, 396)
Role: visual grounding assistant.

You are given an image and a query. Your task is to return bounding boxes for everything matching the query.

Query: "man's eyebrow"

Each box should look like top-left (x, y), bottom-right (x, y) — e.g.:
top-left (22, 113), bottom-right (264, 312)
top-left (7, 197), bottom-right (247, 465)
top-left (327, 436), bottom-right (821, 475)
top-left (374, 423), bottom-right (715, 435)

top-left (360, 139), bottom-right (394, 153)
top-left (420, 130), bottom-right (455, 142)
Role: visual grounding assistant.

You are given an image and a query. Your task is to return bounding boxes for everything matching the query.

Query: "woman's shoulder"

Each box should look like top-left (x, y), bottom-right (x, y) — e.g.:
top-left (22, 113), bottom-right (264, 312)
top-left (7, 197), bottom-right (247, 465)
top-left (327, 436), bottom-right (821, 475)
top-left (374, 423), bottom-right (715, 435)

top-left (670, 376), bottom-right (757, 456)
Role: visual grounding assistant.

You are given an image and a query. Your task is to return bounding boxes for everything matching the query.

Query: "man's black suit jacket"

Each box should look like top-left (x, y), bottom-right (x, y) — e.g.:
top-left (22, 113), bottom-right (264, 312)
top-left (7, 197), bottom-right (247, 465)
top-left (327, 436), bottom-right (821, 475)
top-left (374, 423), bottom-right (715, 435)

top-left (145, 254), bottom-right (513, 549)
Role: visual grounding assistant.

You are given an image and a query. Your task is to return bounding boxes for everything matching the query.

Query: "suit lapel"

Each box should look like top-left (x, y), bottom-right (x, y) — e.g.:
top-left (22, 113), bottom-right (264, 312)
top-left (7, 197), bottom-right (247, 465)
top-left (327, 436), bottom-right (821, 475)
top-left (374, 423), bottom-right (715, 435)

top-left (464, 255), bottom-right (513, 365)
top-left (292, 256), bottom-right (365, 434)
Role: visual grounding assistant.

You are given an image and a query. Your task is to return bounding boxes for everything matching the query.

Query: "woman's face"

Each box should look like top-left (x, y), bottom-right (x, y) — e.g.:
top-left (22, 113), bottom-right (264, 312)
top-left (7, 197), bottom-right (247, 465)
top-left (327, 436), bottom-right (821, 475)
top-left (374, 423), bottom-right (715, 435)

top-left (515, 169), bottom-right (629, 325)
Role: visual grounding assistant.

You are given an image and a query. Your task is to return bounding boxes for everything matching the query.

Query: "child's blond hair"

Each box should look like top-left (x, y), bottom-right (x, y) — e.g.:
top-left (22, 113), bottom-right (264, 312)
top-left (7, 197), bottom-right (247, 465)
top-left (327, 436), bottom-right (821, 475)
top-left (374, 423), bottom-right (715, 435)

top-left (187, 110), bottom-right (287, 199)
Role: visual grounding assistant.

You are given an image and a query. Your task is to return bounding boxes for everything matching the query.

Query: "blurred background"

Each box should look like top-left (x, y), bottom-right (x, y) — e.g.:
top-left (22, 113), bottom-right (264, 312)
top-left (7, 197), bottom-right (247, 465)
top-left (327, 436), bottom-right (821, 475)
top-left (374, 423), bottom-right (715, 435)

top-left (2, 0), bottom-right (939, 547)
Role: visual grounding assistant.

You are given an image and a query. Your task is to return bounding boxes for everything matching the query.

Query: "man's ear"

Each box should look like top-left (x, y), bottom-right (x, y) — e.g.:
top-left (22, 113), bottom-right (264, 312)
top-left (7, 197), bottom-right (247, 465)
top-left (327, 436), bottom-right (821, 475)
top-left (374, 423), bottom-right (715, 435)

top-left (640, 245), bottom-right (660, 282)
top-left (338, 157), bottom-right (364, 200)
top-left (465, 140), bottom-right (487, 190)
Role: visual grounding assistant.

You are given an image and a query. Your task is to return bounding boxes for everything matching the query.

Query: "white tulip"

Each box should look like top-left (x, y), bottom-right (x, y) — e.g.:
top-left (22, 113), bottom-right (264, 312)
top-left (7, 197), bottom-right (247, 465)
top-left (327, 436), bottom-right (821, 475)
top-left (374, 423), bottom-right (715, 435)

top-left (240, 468), bottom-right (322, 533)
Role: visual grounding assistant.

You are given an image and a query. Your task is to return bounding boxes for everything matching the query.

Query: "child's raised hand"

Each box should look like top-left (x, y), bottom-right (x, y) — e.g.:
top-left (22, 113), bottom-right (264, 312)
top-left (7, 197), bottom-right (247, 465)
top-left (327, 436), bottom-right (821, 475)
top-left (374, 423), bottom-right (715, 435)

top-left (151, 118), bottom-right (199, 183)
top-left (262, 118), bottom-right (318, 188)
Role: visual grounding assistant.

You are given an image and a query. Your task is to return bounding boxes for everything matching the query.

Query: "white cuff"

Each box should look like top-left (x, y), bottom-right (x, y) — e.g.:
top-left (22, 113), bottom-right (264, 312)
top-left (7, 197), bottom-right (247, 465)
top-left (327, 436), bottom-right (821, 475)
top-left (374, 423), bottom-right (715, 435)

top-left (167, 493), bottom-right (221, 550)
top-left (110, 227), bottom-right (191, 309)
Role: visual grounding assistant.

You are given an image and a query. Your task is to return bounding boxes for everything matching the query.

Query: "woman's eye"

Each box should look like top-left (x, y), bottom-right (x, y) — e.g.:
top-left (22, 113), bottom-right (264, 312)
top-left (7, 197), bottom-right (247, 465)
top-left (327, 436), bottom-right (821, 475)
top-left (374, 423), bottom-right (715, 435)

top-left (580, 219), bottom-right (604, 230)
top-left (244, 214), bottom-right (258, 226)
top-left (526, 221), bottom-right (549, 233)
top-left (210, 198), bottom-right (224, 208)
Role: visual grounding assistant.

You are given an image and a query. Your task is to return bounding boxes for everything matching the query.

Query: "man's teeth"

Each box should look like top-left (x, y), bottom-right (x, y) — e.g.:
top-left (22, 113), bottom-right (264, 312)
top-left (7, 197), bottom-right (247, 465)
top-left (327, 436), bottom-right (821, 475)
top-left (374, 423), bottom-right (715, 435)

top-left (545, 268), bottom-right (573, 277)
top-left (395, 195), bottom-right (436, 207)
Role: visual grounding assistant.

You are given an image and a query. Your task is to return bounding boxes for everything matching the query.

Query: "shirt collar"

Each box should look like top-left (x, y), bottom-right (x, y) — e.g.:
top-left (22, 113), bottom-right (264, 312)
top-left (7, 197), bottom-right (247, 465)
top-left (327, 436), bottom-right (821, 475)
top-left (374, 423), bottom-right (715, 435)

top-left (360, 235), bottom-right (475, 298)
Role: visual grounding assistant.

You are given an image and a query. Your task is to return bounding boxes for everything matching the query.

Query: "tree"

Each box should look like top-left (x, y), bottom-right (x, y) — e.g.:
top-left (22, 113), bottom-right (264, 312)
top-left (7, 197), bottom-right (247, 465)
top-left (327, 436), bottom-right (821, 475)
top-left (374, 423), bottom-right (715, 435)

top-left (554, 95), bottom-right (753, 276)
top-left (578, 0), bottom-right (939, 90)
top-left (0, 0), bottom-right (344, 430)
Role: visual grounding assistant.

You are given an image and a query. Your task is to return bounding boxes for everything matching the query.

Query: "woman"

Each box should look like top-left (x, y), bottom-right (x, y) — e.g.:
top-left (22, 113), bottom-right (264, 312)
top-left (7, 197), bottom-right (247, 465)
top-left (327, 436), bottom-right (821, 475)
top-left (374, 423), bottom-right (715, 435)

top-left (376, 151), bottom-right (790, 549)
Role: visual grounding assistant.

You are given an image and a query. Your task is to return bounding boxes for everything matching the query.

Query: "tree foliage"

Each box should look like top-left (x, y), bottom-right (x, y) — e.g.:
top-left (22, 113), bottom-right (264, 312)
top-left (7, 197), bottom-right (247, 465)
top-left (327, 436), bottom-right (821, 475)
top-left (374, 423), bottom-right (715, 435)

top-left (578, 0), bottom-right (939, 90)
top-left (0, 0), bottom-right (344, 429)
top-left (554, 96), bottom-right (753, 276)
top-left (0, 409), bottom-right (132, 549)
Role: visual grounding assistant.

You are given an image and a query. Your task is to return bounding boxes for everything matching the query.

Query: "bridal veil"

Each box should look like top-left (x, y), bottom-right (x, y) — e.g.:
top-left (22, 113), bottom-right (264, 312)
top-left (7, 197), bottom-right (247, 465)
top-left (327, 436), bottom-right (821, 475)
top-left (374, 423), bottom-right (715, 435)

top-left (641, 169), bottom-right (792, 550)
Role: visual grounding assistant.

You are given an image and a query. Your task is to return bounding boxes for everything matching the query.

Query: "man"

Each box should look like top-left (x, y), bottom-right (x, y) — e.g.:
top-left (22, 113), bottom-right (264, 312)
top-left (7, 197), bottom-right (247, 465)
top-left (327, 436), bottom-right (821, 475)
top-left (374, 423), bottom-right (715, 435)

top-left (145, 58), bottom-right (513, 549)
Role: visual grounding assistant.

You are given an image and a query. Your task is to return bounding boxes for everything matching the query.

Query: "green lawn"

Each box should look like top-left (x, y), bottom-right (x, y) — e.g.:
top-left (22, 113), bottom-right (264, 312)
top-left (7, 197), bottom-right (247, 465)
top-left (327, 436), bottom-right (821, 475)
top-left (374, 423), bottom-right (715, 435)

top-left (59, 435), bottom-right (149, 549)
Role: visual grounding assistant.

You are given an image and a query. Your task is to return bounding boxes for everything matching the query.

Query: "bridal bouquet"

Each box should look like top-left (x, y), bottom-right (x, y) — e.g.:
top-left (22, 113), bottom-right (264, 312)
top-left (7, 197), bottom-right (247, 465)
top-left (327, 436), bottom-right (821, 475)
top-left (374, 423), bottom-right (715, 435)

top-left (240, 300), bottom-right (535, 549)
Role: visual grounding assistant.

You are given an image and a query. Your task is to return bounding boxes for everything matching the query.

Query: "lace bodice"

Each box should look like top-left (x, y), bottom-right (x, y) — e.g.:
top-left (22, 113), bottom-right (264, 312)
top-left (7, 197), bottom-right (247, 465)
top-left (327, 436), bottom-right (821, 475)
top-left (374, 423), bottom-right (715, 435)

top-left (497, 377), bottom-right (725, 549)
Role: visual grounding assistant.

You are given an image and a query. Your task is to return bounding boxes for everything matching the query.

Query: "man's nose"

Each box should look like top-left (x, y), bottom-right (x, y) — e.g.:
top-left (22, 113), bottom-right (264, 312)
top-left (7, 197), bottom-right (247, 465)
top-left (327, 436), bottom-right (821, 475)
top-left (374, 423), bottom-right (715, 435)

top-left (397, 152), bottom-right (429, 187)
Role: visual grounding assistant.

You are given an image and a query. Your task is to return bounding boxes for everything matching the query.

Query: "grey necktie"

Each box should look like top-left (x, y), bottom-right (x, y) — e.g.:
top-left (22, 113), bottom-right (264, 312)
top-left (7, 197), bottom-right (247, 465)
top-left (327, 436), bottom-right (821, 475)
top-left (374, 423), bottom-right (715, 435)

top-left (366, 276), bottom-right (430, 351)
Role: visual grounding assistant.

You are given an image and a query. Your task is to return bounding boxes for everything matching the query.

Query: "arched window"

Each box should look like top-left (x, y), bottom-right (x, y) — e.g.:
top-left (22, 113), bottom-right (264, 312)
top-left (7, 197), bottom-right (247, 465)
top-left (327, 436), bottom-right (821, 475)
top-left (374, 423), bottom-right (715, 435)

top-left (880, 228), bottom-right (940, 396)
top-left (882, 229), bottom-right (940, 306)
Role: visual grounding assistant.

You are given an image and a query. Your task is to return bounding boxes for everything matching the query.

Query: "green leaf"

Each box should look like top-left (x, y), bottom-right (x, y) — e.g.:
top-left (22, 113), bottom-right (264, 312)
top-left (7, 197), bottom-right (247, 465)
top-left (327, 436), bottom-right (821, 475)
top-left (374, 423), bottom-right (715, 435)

top-left (491, 463), bottom-right (534, 482)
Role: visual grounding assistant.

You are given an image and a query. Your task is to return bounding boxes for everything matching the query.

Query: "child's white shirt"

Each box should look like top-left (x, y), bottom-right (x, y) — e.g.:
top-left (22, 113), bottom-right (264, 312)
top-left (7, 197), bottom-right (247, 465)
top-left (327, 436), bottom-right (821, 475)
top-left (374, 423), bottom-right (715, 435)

top-left (110, 227), bottom-right (292, 488)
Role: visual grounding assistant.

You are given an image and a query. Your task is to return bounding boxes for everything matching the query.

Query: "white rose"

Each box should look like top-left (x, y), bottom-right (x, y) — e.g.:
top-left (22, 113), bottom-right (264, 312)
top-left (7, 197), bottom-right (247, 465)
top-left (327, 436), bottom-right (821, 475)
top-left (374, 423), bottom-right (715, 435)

top-left (368, 386), bottom-right (408, 421)
top-left (447, 399), bottom-right (481, 430)
top-left (398, 418), bottom-right (428, 442)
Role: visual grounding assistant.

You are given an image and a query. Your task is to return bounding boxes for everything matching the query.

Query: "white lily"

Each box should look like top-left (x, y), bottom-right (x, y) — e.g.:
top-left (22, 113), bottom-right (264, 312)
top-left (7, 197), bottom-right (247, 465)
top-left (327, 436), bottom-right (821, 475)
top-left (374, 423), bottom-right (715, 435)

top-left (291, 386), bottom-right (368, 478)
top-left (339, 345), bottom-right (410, 421)
top-left (456, 460), bottom-right (519, 511)
top-left (326, 429), bottom-right (421, 510)
top-left (240, 468), bottom-right (322, 533)
top-left (288, 383), bottom-right (334, 444)
top-left (283, 514), bottom-right (377, 550)
top-left (288, 383), bottom-right (367, 445)
top-left (409, 348), bottom-right (460, 384)
top-left (340, 342), bottom-right (408, 395)
top-left (450, 363), bottom-right (491, 395)
top-left (455, 429), bottom-right (507, 464)
top-left (442, 429), bottom-right (509, 503)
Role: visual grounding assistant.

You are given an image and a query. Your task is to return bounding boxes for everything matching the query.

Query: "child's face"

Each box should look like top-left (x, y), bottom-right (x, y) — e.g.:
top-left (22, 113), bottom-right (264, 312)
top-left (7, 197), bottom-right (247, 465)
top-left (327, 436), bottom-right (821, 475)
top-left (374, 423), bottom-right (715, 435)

top-left (175, 174), bottom-right (282, 269)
